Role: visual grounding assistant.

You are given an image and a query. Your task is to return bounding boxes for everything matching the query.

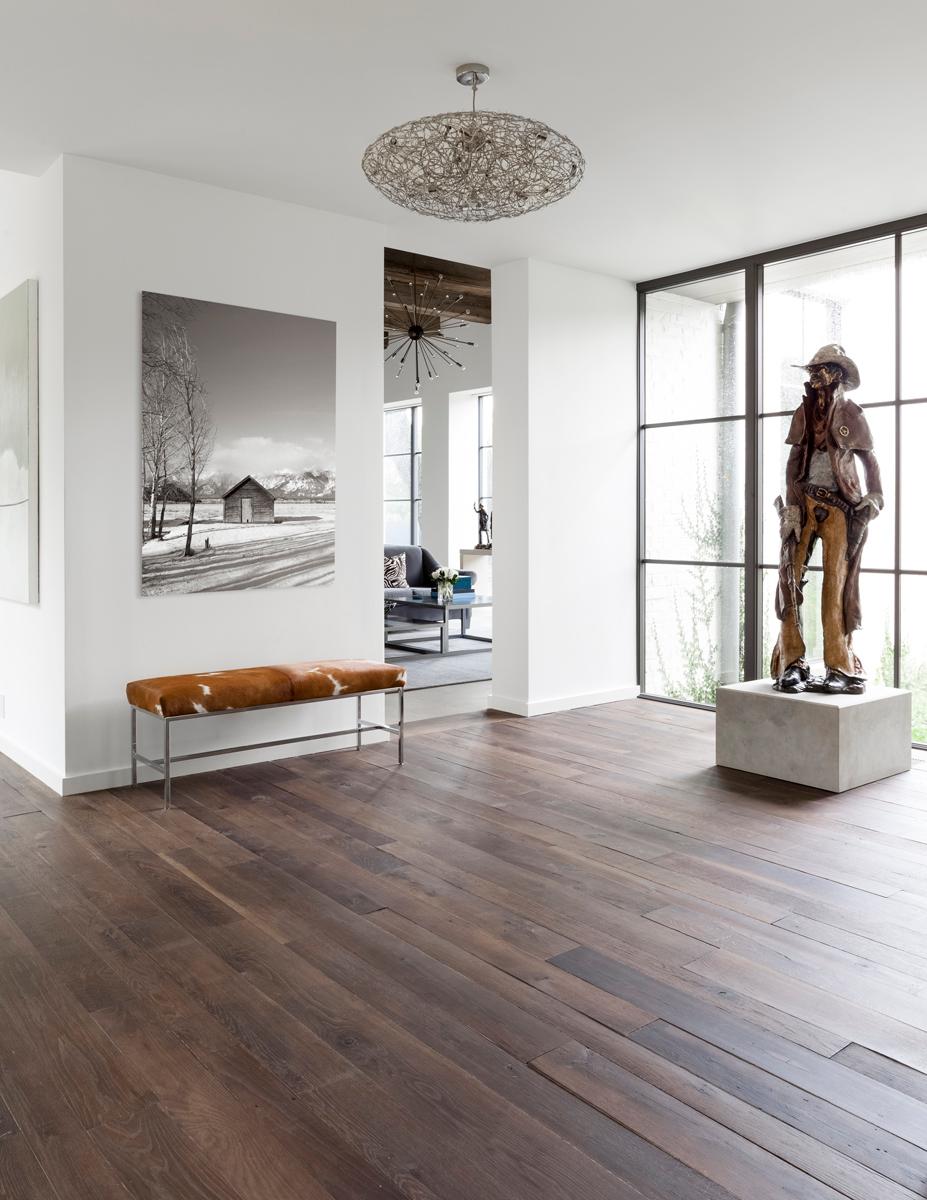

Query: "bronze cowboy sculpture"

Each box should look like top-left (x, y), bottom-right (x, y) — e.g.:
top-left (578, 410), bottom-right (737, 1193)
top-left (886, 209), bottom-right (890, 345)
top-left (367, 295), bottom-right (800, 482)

top-left (772, 344), bottom-right (883, 695)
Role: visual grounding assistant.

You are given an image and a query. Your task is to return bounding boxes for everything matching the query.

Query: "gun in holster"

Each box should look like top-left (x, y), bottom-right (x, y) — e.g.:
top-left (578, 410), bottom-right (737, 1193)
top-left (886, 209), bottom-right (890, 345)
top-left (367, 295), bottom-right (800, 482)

top-left (774, 495), bottom-right (800, 615)
top-left (847, 505), bottom-right (873, 559)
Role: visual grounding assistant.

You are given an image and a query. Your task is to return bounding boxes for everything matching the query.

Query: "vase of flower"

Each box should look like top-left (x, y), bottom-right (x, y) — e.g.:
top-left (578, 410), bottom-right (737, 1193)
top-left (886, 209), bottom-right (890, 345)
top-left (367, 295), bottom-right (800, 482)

top-left (431, 566), bottom-right (459, 604)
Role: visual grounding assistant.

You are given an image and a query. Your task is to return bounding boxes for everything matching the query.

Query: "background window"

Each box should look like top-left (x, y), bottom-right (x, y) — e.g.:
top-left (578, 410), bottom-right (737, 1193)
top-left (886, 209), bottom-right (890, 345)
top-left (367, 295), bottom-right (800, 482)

top-left (384, 403), bottom-right (421, 545)
top-left (478, 392), bottom-right (493, 513)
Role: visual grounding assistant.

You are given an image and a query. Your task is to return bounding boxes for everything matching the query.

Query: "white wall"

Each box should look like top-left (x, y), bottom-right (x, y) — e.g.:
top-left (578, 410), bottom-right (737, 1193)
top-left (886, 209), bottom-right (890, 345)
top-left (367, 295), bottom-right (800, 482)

top-left (446, 388), bottom-right (482, 571)
top-left (491, 261), bottom-right (531, 708)
top-left (491, 258), bottom-right (639, 716)
top-left (61, 156), bottom-right (386, 791)
top-left (0, 164), bottom-right (66, 787)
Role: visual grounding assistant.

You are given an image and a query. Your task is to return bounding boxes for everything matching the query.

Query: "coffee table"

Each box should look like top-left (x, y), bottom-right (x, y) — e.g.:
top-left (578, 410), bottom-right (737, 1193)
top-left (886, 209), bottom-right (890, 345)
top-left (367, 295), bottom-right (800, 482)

top-left (384, 592), bottom-right (493, 656)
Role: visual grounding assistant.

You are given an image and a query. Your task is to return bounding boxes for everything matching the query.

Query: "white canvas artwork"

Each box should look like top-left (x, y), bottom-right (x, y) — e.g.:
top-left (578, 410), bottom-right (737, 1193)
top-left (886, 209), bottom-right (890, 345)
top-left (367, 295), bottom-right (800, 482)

top-left (140, 293), bottom-right (336, 595)
top-left (0, 280), bottom-right (39, 605)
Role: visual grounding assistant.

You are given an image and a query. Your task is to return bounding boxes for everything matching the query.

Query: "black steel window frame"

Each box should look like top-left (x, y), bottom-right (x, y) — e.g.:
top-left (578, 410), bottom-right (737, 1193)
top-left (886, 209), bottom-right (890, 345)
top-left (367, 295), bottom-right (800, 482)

top-left (637, 210), bottom-right (927, 747)
top-left (478, 391), bottom-right (493, 509)
top-left (384, 402), bottom-right (422, 545)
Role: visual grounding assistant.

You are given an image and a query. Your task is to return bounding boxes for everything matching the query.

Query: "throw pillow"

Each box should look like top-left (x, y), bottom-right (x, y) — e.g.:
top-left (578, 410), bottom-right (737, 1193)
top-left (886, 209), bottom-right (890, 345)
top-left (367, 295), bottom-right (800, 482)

top-left (384, 552), bottom-right (407, 613)
top-left (384, 553), bottom-right (408, 589)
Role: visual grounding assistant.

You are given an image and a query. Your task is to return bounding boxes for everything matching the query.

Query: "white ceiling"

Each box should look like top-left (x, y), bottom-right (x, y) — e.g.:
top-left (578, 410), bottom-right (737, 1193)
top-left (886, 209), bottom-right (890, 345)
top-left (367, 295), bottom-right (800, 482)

top-left (5, 0), bottom-right (927, 281)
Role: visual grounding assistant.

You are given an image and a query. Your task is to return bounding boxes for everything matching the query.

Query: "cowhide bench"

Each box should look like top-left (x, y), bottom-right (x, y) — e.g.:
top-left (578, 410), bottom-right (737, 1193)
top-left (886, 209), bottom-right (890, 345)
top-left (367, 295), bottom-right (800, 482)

top-left (126, 659), bottom-right (407, 809)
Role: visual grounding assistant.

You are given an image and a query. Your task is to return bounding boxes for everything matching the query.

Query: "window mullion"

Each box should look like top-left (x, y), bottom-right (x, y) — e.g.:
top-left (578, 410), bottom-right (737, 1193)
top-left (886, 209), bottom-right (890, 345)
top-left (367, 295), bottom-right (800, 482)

top-left (743, 262), bottom-right (762, 681)
top-left (894, 232), bottom-right (903, 688)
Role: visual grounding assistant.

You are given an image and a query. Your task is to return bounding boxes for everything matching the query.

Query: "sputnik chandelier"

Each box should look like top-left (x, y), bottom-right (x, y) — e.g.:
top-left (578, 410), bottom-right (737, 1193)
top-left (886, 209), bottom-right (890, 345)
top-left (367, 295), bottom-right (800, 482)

top-left (362, 63), bottom-right (585, 222)
top-left (385, 270), bottom-right (475, 393)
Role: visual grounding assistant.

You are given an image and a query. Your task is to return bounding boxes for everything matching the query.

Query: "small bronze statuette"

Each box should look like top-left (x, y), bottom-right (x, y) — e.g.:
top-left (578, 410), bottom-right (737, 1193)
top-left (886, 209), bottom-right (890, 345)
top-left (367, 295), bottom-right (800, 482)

top-left (771, 344), bottom-right (883, 696)
top-left (474, 500), bottom-right (492, 548)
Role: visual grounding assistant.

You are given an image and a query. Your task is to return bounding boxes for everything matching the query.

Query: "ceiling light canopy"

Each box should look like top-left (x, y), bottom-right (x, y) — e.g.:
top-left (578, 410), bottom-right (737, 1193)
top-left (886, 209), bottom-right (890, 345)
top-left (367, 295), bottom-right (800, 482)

top-left (362, 63), bottom-right (585, 222)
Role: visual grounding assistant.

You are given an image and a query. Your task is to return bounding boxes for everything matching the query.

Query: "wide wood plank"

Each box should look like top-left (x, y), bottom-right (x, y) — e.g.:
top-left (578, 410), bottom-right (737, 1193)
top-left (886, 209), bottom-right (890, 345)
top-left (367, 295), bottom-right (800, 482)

top-left (532, 1041), bottom-right (846, 1200)
top-left (634, 1020), bottom-right (927, 1195)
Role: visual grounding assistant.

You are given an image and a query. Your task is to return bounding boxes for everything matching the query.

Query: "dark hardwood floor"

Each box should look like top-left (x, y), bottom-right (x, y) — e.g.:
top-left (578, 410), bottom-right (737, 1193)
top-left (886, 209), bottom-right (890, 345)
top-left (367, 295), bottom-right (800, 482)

top-left (1, 698), bottom-right (926, 1199)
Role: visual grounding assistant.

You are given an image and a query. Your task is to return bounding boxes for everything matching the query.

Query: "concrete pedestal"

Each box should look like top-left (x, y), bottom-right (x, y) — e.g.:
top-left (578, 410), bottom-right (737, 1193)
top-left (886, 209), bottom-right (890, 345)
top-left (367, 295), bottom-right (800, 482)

top-left (716, 680), bottom-right (911, 792)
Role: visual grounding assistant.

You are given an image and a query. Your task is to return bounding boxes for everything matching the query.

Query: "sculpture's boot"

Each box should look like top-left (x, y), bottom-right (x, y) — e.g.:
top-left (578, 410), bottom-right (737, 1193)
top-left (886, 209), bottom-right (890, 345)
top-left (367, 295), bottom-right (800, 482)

top-left (774, 661), bottom-right (810, 693)
top-left (821, 669), bottom-right (865, 695)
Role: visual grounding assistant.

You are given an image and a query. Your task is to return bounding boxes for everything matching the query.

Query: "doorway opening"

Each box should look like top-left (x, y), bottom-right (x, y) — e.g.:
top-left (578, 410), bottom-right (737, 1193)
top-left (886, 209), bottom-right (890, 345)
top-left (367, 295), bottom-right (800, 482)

top-left (381, 248), bottom-right (493, 698)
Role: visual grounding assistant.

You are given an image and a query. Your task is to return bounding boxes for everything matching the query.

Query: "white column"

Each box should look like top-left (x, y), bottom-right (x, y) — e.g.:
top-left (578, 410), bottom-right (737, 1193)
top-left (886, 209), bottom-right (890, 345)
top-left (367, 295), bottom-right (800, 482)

top-left (419, 390), bottom-right (451, 564)
top-left (417, 324), bottom-right (491, 570)
top-left (490, 258), bottom-right (639, 716)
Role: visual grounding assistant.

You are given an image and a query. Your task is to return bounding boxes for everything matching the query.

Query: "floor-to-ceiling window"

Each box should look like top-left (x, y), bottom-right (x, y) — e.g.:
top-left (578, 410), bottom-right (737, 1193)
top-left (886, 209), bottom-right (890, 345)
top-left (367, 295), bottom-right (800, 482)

top-left (639, 222), bottom-right (927, 746)
top-left (642, 274), bottom-right (746, 704)
top-left (384, 402), bottom-right (421, 545)
top-left (478, 392), bottom-right (493, 516)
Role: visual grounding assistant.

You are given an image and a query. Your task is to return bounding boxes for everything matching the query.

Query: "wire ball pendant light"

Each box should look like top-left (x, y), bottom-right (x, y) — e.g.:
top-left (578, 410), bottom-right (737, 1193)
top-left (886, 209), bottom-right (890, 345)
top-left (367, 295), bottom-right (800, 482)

top-left (385, 270), bottom-right (476, 394)
top-left (362, 63), bottom-right (585, 221)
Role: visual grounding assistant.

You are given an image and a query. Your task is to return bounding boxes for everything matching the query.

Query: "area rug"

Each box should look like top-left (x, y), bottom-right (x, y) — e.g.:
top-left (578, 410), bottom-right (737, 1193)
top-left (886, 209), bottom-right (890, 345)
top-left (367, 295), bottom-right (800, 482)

top-left (385, 643), bottom-right (491, 690)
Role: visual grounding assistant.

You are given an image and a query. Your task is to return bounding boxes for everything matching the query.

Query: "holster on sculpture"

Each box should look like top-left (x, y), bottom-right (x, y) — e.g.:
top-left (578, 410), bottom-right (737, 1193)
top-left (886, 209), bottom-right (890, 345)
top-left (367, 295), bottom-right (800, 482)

top-left (846, 506), bottom-right (872, 560)
top-left (773, 495), bottom-right (801, 624)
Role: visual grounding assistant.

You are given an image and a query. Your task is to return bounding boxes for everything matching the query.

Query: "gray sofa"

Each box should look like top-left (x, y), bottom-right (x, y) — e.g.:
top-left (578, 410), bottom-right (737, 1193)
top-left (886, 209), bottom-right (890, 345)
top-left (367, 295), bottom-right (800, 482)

top-left (384, 543), bottom-right (475, 629)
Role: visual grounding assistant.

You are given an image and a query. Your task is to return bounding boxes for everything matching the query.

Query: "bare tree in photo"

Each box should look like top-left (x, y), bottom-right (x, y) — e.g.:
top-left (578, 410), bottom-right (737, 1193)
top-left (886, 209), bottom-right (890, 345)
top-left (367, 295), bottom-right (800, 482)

top-left (164, 326), bottom-right (214, 557)
top-left (141, 332), bottom-right (180, 541)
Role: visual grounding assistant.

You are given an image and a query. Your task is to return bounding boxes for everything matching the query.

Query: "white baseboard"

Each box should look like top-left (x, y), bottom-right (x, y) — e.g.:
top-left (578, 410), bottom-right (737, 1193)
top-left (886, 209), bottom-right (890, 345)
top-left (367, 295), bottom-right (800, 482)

top-left (0, 731), bottom-right (65, 795)
top-left (487, 684), bottom-right (640, 718)
top-left (61, 730), bottom-right (390, 797)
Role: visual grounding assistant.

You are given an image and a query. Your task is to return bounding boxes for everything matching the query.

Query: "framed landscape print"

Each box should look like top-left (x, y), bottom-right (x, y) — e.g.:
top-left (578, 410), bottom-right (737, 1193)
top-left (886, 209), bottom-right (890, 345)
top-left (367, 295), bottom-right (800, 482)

top-left (0, 279), bottom-right (39, 605)
top-left (140, 293), bottom-right (336, 595)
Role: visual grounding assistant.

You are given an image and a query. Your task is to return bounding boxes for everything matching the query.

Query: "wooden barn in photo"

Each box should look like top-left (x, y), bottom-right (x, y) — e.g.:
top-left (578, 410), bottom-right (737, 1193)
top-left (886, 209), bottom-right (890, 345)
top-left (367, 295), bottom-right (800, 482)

top-left (222, 475), bottom-right (276, 524)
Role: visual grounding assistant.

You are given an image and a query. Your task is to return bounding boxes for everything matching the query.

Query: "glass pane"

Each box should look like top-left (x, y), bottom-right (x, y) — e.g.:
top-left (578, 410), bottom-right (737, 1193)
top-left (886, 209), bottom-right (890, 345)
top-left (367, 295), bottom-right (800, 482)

top-left (645, 565), bottom-right (744, 702)
top-left (857, 405), bottom-right (895, 570)
top-left (384, 455), bottom-right (411, 501)
top-left (384, 407), bottom-right (412, 455)
top-left (902, 230), bottom-right (927, 399)
top-left (413, 404), bottom-right (422, 445)
top-left (761, 568), bottom-right (895, 684)
top-left (479, 394), bottom-right (494, 445)
top-left (644, 273), bottom-right (745, 423)
top-left (763, 239), bottom-right (894, 412)
top-left (645, 420), bottom-right (744, 562)
top-left (760, 412), bottom-right (794, 566)
top-left (412, 452), bottom-right (422, 502)
top-left (760, 406), bottom-right (895, 570)
top-left (901, 402), bottom-right (927, 569)
top-left (413, 499), bottom-right (422, 546)
top-left (479, 447), bottom-right (493, 501)
top-left (384, 500), bottom-right (411, 545)
top-left (901, 575), bottom-right (927, 744)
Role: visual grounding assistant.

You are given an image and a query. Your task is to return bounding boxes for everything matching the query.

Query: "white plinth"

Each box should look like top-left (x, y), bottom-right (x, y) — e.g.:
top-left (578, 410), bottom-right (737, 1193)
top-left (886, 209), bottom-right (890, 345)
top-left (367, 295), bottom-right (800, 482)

top-left (716, 680), bottom-right (912, 792)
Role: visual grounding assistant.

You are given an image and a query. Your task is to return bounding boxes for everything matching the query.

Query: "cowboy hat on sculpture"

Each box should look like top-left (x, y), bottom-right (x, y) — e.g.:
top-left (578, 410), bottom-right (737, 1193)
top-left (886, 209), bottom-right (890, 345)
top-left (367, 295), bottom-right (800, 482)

top-left (791, 343), bottom-right (860, 391)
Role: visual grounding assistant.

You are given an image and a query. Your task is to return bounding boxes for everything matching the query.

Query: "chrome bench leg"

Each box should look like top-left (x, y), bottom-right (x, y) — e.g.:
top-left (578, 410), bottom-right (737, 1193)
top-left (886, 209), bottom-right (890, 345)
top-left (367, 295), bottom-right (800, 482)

top-left (356, 694), bottom-right (362, 750)
top-left (163, 719), bottom-right (172, 811)
top-left (398, 687), bottom-right (405, 765)
top-left (130, 708), bottom-right (138, 787)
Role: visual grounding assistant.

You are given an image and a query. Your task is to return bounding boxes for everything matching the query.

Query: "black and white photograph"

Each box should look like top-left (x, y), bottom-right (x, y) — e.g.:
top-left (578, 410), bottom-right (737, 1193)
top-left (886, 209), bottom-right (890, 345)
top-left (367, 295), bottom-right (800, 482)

top-left (0, 279), bottom-right (38, 605)
top-left (141, 292), bottom-right (336, 595)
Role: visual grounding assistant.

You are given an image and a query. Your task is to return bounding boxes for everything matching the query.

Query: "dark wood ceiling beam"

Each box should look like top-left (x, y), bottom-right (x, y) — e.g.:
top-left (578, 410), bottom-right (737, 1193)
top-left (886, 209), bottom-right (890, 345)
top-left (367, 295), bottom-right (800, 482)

top-left (385, 248), bottom-right (492, 326)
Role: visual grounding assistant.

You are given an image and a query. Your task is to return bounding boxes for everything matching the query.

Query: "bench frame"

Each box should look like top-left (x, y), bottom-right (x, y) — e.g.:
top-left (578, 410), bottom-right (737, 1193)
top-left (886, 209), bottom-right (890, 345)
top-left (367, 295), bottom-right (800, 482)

top-left (130, 685), bottom-right (405, 810)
